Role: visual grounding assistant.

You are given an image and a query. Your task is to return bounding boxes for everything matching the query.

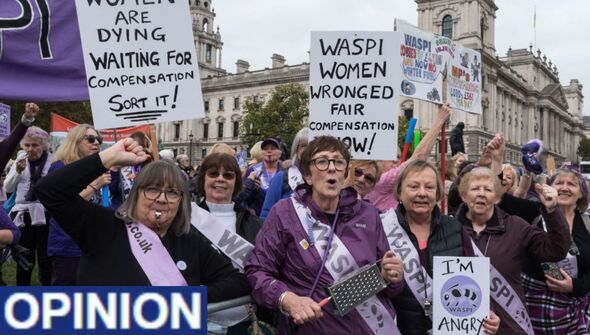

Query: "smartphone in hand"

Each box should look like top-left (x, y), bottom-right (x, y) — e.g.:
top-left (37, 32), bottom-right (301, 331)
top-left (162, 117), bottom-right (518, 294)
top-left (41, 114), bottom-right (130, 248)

top-left (541, 262), bottom-right (564, 280)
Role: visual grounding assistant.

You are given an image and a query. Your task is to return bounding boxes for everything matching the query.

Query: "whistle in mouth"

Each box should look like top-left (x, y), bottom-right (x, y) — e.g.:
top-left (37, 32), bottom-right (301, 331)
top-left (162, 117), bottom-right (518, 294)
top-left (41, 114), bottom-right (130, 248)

top-left (155, 211), bottom-right (162, 220)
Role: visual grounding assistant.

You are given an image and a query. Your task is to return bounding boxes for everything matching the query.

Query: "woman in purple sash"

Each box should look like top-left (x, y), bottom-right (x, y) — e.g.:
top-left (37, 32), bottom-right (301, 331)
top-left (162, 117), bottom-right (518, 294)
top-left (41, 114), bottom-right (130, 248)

top-left (36, 138), bottom-right (249, 302)
top-left (455, 167), bottom-right (570, 334)
top-left (246, 135), bottom-right (404, 335)
top-left (387, 159), bottom-right (500, 335)
top-left (522, 167), bottom-right (590, 334)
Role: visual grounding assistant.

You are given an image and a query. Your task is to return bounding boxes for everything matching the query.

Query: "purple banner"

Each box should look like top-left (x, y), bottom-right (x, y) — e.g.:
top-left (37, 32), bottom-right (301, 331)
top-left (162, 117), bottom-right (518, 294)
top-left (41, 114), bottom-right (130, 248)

top-left (0, 103), bottom-right (10, 139)
top-left (0, 0), bottom-right (89, 101)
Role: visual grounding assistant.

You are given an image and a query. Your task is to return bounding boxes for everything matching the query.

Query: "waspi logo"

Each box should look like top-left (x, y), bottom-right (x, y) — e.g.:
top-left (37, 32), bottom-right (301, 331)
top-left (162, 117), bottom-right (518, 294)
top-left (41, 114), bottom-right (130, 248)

top-left (0, 286), bottom-right (207, 334)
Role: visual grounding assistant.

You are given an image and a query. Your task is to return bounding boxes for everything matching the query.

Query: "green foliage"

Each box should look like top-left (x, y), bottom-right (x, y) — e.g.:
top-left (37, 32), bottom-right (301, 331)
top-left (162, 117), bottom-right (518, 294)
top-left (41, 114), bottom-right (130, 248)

top-left (239, 84), bottom-right (308, 150)
top-left (5, 101), bottom-right (93, 132)
top-left (577, 138), bottom-right (590, 161)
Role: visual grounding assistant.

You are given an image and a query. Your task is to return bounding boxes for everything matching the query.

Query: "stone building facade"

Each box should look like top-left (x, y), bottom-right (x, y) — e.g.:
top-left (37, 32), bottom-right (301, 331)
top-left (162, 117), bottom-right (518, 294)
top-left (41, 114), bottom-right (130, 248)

top-left (158, 0), bottom-right (585, 167)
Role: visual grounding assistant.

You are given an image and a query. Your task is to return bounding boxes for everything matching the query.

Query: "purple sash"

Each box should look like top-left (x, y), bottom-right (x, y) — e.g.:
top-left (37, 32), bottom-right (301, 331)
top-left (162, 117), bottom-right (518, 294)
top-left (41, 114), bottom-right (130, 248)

top-left (126, 222), bottom-right (187, 286)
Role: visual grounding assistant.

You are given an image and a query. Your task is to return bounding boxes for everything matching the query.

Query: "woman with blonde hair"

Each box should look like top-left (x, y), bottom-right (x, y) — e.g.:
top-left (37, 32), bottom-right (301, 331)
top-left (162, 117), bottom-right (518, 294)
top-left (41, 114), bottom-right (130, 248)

top-left (46, 124), bottom-right (113, 285)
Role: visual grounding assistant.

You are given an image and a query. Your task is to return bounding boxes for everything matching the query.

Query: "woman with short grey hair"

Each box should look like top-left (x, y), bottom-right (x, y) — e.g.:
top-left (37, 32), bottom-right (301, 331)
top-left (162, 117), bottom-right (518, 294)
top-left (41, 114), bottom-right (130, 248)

top-left (4, 126), bottom-right (52, 285)
top-left (36, 138), bottom-right (250, 302)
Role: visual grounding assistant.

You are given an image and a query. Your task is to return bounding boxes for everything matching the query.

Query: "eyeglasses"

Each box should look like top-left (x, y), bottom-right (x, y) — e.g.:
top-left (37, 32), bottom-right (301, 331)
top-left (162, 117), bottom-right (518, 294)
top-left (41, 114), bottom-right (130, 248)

top-left (310, 157), bottom-right (348, 172)
top-left (206, 170), bottom-right (236, 180)
top-left (354, 168), bottom-right (376, 185)
top-left (143, 186), bottom-right (182, 202)
top-left (83, 135), bottom-right (103, 145)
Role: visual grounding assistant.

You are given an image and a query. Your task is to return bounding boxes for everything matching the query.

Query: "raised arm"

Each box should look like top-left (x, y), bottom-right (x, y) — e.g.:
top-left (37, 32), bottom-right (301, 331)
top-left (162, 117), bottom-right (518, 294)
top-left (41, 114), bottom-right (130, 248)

top-left (0, 103), bottom-right (39, 172)
top-left (410, 102), bottom-right (451, 161)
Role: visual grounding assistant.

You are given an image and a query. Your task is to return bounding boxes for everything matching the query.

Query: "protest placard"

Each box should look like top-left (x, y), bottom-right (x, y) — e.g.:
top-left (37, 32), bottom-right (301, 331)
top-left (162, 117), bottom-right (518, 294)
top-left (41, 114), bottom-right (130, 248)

top-left (75, 0), bottom-right (204, 129)
top-left (433, 256), bottom-right (490, 335)
top-left (394, 19), bottom-right (446, 104)
top-left (309, 31), bottom-right (401, 160)
top-left (447, 44), bottom-right (482, 114)
top-left (0, 104), bottom-right (11, 140)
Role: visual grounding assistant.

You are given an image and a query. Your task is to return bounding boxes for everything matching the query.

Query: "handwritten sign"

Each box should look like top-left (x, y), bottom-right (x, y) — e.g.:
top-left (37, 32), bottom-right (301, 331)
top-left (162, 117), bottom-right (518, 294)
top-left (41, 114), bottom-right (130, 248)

top-left (309, 31), bottom-right (401, 160)
top-left (395, 19), bottom-right (446, 104)
top-left (447, 44), bottom-right (482, 114)
top-left (75, 0), bottom-right (204, 129)
top-left (0, 103), bottom-right (11, 140)
top-left (433, 256), bottom-right (490, 335)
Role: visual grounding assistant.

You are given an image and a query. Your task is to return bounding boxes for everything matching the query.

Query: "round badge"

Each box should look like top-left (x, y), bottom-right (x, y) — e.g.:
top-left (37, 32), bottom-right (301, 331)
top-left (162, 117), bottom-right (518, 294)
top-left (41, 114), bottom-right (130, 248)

top-left (176, 260), bottom-right (187, 271)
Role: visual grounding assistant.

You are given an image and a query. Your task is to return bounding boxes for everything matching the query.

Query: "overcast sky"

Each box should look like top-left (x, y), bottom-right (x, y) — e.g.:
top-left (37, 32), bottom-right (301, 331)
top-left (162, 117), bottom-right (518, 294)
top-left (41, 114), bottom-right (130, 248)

top-left (212, 0), bottom-right (588, 115)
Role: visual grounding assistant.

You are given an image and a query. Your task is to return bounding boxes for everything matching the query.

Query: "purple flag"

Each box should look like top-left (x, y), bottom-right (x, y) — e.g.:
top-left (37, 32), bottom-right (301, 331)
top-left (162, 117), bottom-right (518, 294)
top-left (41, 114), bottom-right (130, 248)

top-left (0, 0), bottom-right (89, 101)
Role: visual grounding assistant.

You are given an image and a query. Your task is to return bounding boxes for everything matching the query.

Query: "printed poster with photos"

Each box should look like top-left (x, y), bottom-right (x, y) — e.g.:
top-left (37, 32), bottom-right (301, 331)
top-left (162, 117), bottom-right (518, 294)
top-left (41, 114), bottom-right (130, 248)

top-left (433, 256), bottom-right (490, 335)
top-left (394, 19), bottom-right (450, 104)
top-left (447, 44), bottom-right (482, 114)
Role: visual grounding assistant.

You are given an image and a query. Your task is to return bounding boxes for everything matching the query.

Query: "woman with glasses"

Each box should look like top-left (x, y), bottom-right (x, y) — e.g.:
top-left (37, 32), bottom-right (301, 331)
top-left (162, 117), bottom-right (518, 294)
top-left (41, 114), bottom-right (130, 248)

top-left (4, 126), bottom-right (52, 285)
top-left (246, 136), bottom-right (404, 334)
top-left (522, 167), bottom-right (590, 334)
top-left (195, 152), bottom-right (263, 334)
top-left (36, 138), bottom-right (250, 300)
top-left (346, 160), bottom-right (380, 201)
top-left (45, 124), bottom-right (113, 285)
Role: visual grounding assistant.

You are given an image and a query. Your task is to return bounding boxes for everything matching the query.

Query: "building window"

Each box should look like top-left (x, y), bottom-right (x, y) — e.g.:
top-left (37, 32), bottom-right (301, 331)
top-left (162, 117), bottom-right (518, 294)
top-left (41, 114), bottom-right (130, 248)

top-left (218, 98), bottom-right (224, 111)
top-left (204, 100), bottom-right (209, 112)
top-left (206, 44), bottom-right (212, 63)
top-left (233, 97), bottom-right (240, 110)
top-left (203, 123), bottom-right (209, 139)
top-left (442, 15), bottom-right (453, 39)
top-left (202, 18), bottom-right (208, 32)
top-left (233, 121), bottom-right (239, 138)
top-left (201, 148), bottom-right (207, 158)
top-left (217, 122), bottom-right (224, 138)
top-left (173, 148), bottom-right (178, 157)
top-left (174, 124), bottom-right (180, 140)
top-left (480, 17), bottom-right (485, 43)
top-left (253, 95), bottom-right (259, 103)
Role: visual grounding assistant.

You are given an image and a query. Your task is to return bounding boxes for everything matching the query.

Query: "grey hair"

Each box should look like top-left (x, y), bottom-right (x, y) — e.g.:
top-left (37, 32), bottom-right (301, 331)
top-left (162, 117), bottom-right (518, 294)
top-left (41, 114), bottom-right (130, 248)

top-left (116, 160), bottom-right (191, 236)
top-left (291, 127), bottom-right (309, 164)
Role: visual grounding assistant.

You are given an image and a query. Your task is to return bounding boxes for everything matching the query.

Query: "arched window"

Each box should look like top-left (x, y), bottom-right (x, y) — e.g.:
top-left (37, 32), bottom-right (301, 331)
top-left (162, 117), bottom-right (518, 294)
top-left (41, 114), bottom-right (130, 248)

top-left (480, 17), bottom-right (485, 43)
top-left (202, 18), bottom-right (209, 32)
top-left (442, 15), bottom-right (453, 39)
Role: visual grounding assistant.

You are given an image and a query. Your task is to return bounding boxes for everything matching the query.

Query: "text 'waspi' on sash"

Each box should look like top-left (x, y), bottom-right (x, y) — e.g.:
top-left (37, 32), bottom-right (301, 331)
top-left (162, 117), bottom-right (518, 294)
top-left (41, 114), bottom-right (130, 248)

top-left (291, 198), bottom-right (399, 335)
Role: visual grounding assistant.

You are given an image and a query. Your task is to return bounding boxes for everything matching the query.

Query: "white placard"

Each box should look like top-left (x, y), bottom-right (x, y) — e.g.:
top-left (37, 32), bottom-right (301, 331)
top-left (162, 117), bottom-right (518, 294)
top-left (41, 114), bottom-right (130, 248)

top-left (447, 44), bottom-right (482, 114)
top-left (309, 31), bottom-right (401, 160)
top-left (394, 19), bottom-right (446, 104)
top-left (433, 256), bottom-right (490, 335)
top-left (75, 0), bottom-right (204, 129)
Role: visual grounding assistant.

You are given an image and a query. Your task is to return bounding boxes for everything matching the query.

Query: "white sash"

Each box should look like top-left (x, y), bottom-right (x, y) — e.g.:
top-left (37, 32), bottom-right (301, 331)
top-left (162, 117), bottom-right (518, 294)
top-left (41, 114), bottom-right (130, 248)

top-left (126, 222), bottom-right (187, 286)
top-left (541, 218), bottom-right (579, 278)
top-left (252, 163), bottom-right (271, 190)
top-left (471, 239), bottom-right (534, 335)
top-left (190, 203), bottom-right (254, 271)
top-left (291, 198), bottom-right (399, 335)
top-left (287, 166), bottom-right (304, 192)
top-left (380, 209), bottom-right (433, 319)
top-left (190, 204), bottom-right (250, 328)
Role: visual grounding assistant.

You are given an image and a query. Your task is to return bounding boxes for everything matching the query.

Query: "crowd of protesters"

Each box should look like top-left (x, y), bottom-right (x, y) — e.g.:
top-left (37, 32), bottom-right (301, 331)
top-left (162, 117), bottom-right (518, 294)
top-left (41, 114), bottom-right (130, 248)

top-left (0, 101), bottom-right (587, 335)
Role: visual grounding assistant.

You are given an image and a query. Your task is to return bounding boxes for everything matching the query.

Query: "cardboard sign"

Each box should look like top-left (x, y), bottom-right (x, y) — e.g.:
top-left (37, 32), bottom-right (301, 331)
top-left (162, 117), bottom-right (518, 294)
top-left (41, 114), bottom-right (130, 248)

top-left (395, 19), bottom-right (446, 104)
top-left (309, 31), bottom-right (401, 160)
top-left (433, 256), bottom-right (490, 335)
top-left (447, 44), bottom-right (482, 114)
top-left (0, 104), bottom-right (11, 140)
top-left (75, 0), bottom-right (204, 129)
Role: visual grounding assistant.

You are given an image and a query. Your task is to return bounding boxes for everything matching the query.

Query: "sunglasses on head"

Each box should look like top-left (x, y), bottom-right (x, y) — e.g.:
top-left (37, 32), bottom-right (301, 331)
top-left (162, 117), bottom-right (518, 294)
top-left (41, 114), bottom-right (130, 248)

top-left (83, 135), bottom-right (103, 145)
top-left (354, 168), bottom-right (376, 184)
top-left (206, 170), bottom-right (236, 180)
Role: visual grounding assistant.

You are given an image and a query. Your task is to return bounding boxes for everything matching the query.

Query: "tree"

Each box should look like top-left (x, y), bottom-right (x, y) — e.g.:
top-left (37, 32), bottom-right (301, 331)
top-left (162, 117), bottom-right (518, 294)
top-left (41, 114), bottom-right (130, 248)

top-left (239, 84), bottom-right (308, 150)
top-left (577, 138), bottom-right (590, 161)
top-left (5, 101), bottom-right (93, 131)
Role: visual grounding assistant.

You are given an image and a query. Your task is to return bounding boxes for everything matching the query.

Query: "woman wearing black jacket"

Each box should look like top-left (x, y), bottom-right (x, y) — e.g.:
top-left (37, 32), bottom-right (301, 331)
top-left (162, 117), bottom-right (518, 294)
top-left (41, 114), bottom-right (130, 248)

top-left (195, 152), bottom-right (263, 334)
top-left (35, 138), bottom-right (250, 302)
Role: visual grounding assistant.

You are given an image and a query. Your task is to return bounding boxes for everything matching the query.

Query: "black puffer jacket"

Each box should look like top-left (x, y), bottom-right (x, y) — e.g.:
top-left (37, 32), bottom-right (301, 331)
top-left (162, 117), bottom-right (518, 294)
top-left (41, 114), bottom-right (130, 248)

top-left (391, 205), bottom-right (471, 335)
